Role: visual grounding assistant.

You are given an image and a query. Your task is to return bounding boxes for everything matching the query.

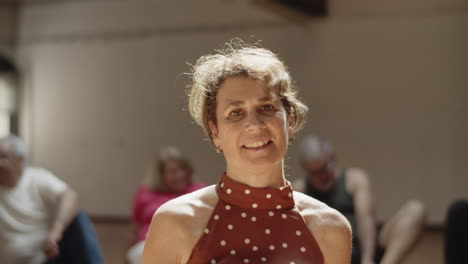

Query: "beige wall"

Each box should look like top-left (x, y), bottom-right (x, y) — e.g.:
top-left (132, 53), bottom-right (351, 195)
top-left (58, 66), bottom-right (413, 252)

top-left (289, 15), bottom-right (468, 223)
top-left (15, 0), bottom-right (467, 223)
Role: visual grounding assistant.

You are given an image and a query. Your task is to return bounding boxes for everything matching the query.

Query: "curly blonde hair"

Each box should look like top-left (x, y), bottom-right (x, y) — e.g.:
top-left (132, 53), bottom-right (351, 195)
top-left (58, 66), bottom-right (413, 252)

top-left (187, 40), bottom-right (308, 145)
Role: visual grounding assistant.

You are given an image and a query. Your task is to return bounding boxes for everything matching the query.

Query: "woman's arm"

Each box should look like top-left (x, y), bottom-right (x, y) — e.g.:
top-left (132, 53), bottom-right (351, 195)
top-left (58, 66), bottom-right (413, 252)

top-left (312, 208), bottom-right (352, 264)
top-left (141, 208), bottom-right (188, 263)
top-left (141, 186), bottom-right (216, 264)
top-left (296, 191), bottom-right (352, 264)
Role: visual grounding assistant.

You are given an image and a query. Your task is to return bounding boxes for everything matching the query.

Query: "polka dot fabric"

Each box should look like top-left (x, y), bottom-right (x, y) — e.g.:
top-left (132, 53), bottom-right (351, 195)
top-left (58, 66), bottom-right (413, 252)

top-left (187, 173), bottom-right (324, 264)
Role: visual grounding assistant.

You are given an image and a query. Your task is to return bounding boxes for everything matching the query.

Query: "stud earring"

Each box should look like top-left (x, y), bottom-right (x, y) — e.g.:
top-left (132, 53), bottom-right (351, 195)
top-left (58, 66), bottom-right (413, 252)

top-left (216, 146), bottom-right (223, 153)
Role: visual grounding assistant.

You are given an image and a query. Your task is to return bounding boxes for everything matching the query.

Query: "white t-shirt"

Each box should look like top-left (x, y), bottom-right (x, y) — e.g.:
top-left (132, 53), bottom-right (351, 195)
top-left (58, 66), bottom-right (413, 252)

top-left (0, 167), bottom-right (68, 264)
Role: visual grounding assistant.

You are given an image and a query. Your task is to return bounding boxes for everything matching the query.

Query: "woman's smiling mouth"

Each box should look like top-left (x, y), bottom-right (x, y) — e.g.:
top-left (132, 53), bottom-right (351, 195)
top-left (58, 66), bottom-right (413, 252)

top-left (243, 140), bottom-right (273, 150)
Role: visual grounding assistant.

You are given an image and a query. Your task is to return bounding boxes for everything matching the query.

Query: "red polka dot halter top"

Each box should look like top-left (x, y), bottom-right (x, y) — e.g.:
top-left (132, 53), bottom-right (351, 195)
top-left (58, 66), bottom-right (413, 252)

top-left (187, 173), bottom-right (324, 264)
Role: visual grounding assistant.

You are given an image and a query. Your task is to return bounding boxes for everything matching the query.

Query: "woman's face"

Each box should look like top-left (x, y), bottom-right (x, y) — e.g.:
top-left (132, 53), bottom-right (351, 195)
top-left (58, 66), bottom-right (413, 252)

top-left (210, 76), bottom-right (293, 169)
top-left (163, 160), bottom-right (190, 193)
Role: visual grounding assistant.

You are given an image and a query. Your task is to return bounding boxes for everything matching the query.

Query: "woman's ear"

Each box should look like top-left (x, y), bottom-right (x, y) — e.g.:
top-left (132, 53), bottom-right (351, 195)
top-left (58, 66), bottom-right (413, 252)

top-left (209, 121), bottom-right (221, 150)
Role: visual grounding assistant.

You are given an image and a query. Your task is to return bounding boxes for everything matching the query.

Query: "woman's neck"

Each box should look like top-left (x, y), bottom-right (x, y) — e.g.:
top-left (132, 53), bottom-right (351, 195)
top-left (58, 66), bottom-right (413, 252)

top-left (225, 161), bottom-right (287, 188)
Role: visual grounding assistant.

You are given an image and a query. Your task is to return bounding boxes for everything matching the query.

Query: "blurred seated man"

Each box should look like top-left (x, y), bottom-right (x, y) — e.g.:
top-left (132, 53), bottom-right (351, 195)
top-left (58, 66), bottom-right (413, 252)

top-left (125, 146), bottom-right (206, 264)
top-left (0, 135), bottom-right (104, 264)
top-left (294, 135), bottom-right (426, 264)
top-left (445, 199), bottom-right (468, 264)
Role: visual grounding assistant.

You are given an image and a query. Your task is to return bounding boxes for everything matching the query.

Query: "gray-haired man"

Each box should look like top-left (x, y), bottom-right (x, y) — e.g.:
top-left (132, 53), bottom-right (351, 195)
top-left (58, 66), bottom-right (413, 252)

top-left (294, 135), bottom-right (426, 264)
top-left (0, 135), bottom-right (103, 264)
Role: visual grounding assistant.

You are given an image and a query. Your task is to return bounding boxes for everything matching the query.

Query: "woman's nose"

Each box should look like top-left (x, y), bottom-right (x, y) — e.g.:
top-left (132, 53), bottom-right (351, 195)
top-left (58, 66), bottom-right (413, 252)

top-left (245, 112), bottom-right (265, 131)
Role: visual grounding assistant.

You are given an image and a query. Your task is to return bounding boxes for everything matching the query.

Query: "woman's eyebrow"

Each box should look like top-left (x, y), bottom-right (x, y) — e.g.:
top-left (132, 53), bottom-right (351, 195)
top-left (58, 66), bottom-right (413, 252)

top-left (259, 96), bottom-right (275, 102)
top-left (223, 100), bottom-right (244, 111)
top-left (223, 96), bottom-right (278, 110)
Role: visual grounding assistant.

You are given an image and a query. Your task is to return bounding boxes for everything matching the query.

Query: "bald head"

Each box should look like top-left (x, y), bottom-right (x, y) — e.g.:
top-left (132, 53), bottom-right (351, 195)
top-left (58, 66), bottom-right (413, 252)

top-left (0, 135), bottom-right (27, 158)
top-left (298, 135), bottom-right (338, 192)
top-left (298, 135), bottom-right (334, 163)
top-left (0, 135), bottom-right (26, 188)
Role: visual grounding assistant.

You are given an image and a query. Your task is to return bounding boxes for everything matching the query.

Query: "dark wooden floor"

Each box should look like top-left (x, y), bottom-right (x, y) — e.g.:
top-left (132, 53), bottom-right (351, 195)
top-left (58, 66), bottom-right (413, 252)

top-left (93, 220), bottom-right (444, 264)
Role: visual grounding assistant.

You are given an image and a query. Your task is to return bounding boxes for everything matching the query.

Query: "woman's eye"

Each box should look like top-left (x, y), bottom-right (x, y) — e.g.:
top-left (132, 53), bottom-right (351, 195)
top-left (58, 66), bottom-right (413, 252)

top-left (262, 104), bottom-right (275, 111)
top-left (229, 110), bottom-right (241, 117)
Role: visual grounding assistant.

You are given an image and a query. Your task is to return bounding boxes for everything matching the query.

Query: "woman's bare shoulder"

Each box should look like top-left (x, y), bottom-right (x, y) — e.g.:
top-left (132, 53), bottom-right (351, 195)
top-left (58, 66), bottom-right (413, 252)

top-left (142, 185), bottom-right (219, 264)
top-left (153, 185), bottom-right (219, 229)
top-left (294, 191), bottom-right (350, 230)
top-left (293, 191), bottom-right (326, 211)
top-left (293, 191), bottom-right (352, 263)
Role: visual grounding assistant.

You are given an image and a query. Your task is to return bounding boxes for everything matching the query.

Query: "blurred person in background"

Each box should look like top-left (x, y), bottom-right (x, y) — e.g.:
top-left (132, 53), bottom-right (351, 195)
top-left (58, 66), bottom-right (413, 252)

top-left (295, 135), bottom-right (426, 264)
top-left (0, 135), bottom-right (104, 264)
top-left (445, 199), bottom-right (468, 264)
top-left (125, 146), bottom-right (206, 264)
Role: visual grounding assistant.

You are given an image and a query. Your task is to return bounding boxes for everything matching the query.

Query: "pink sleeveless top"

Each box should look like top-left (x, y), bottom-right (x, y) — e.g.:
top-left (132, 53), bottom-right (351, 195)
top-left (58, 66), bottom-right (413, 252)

top-left (187, 173), bottom-right (324, 264)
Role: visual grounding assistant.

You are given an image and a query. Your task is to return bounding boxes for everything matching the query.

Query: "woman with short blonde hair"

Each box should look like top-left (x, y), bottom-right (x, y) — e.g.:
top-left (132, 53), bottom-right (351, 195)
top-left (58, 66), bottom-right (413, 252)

top-left (142, 41), bottom-right (351, 264)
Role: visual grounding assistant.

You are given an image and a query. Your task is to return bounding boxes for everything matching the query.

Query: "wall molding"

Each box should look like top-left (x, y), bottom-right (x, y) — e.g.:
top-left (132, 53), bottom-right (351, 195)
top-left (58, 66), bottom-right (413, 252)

top-left (23, 0), bottom-right (124, 6)
top-left (19, 21), bottom-right (296, 45)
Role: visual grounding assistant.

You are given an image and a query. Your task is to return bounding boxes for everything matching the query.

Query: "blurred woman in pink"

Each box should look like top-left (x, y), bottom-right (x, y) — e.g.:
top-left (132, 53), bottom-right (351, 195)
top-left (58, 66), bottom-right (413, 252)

top-left (125, 147), bottom-right (206, 264)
